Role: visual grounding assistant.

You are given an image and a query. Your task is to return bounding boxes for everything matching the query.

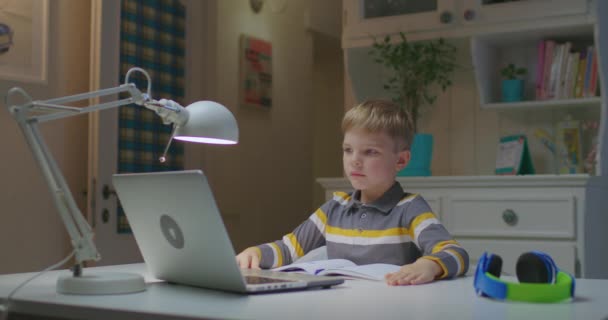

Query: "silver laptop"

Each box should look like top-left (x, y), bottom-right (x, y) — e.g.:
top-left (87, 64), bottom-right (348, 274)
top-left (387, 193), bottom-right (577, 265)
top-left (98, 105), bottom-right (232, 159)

top-left (112, 170), bottom-right (343, 294)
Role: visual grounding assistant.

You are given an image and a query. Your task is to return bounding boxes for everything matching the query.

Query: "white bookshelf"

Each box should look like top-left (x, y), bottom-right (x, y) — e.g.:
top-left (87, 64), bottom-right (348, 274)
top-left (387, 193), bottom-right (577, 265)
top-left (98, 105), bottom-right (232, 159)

top-left (339, 0), bottom-right (608, 278)
top-left (482, 97), bottom-right (601, 111)
top-left (471, 23), bottom-right (598, 107)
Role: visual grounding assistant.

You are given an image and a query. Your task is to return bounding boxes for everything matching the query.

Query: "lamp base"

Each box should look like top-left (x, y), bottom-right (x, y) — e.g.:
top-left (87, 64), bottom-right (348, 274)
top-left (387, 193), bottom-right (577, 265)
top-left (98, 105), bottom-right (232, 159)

top-left (57, 272), bottom-right (146, 295)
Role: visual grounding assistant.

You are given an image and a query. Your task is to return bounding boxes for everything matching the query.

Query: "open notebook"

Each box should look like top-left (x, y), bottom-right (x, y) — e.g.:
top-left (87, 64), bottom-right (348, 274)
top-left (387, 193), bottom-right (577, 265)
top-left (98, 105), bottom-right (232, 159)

top-left (274, 259), bottom-right (401, 281)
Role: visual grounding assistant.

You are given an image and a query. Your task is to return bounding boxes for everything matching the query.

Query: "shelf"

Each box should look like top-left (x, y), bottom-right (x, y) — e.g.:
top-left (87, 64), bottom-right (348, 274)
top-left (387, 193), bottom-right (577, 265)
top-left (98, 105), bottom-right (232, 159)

top-left (482, 97), bottom-right (601, 111)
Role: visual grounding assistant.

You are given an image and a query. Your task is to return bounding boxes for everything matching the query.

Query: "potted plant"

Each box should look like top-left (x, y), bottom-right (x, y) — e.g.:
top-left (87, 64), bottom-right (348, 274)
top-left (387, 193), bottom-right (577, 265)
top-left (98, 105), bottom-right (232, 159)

top-left (369, 32), bottom-right (457, 176)
top-left (500, 63), bottom-right (527, 102)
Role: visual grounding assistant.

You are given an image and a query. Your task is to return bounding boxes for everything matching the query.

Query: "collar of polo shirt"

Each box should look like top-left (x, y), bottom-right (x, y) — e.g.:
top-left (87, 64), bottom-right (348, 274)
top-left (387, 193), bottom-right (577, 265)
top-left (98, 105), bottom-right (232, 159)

top-left (345, 182), bottom-right (405, 214)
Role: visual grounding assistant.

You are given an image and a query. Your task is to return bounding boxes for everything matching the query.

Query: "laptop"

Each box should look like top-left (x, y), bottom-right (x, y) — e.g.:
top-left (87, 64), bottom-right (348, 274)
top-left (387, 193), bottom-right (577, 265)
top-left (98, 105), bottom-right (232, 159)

top-left (111, 170), bottom-right (343, 294)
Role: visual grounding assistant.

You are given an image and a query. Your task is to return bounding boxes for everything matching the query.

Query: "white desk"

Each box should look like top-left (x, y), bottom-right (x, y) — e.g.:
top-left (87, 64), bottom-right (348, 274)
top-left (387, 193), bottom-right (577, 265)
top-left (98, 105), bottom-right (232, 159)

top-left (0, 263), bottom-right (607, 320)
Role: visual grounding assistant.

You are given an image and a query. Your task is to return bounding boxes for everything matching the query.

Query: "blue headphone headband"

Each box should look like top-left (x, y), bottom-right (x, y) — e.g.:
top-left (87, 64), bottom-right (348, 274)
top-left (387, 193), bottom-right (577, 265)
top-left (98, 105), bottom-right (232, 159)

top-left (473, 251), bottom-right (575, 303)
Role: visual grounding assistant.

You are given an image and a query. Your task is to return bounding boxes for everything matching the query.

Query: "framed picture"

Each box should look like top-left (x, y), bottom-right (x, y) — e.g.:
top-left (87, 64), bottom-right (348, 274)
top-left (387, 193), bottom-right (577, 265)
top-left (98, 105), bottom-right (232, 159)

top-left (239, 34), bottom-right (272, 108)
top-left (0, 0), bottom-right (48, 83)
top-left (495, 134), bottom-right (535, 175)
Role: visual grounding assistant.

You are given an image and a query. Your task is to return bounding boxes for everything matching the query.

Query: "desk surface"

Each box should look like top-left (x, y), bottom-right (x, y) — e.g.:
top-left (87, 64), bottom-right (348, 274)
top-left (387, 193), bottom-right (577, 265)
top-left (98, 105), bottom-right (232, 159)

top-left (0, 263), bottom-right (607, 320)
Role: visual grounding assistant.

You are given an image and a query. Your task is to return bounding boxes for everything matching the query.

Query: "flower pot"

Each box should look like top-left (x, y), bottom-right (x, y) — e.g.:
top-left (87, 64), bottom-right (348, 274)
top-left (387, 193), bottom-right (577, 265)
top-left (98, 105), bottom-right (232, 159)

top-left (502, 79), bottom-right (524, 102)
top-left (398, 133), bottom-right (433, 177)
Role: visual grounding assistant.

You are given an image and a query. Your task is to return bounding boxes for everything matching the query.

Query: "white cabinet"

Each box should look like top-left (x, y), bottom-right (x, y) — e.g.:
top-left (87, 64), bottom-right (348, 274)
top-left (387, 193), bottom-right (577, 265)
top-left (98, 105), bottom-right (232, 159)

top-left (342, 0), bottom-right (590, 47)
top-left (317, 175), bottom-right (592, 277)
top-left (461, 0), bottom-right (588, 26)
top-left (343, 0), bottom-right (457, 47)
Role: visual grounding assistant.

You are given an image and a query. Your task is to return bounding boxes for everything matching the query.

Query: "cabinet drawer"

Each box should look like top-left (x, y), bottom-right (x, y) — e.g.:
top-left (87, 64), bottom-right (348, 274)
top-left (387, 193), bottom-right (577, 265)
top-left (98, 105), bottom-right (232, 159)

top-left (458, 239), bottom-right (576, 276)
top-left (444, 196), bottom-right (576, 239)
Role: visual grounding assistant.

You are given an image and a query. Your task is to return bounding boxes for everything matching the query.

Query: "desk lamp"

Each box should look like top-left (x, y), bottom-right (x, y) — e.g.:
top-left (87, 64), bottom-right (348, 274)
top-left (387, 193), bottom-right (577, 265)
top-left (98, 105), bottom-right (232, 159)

top-left (5, 67), bottom-right (238, 295)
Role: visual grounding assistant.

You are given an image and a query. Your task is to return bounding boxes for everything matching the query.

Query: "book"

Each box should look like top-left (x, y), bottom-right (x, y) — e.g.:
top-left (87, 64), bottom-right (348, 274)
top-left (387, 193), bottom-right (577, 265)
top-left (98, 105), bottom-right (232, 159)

top-left (583, 46), bottom-right (594, 97)
top-left (574, 51), bottom-right (587, 98)
top-left (556, 41), bottom-right (571, 99)
top-left (589, 46), bottom-right (598, 97)
top-left (563, 52), bottom-right (578, 99)
top-left (272, 259), bottom-right (401, 281)
top-left (548, 43), bottom-right (564, 99)
top-left (541, 40), bottom-right (556, 100)
top-left (535, 40), bottom-right (545, 99)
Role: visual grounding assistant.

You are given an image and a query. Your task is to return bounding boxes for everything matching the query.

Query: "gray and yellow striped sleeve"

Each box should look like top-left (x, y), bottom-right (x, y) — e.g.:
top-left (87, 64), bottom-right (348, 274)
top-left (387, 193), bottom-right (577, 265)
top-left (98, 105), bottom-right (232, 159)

top-left (255, 202), bottom-right (332, 269)
top-left (403, 195), bottom-right (469, 279)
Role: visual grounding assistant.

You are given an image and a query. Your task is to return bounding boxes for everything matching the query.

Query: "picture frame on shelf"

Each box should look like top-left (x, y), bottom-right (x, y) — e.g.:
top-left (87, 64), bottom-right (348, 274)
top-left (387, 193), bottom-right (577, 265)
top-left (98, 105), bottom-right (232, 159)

top-left (495, 134), bottom-right (535, 175)
top-left (0, 0), bottom-right (49, 83)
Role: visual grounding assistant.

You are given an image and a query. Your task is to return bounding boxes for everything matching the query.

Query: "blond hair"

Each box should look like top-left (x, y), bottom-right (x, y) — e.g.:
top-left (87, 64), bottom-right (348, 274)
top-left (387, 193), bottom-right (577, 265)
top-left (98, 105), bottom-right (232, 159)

top-left (341, 99), bottom-right (414, 151)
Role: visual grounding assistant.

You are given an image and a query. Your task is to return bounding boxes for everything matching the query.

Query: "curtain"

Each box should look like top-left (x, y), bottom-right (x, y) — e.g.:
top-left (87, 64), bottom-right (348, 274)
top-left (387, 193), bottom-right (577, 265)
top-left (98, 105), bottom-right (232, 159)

top-left (117, 0), bottom-right (186, 233)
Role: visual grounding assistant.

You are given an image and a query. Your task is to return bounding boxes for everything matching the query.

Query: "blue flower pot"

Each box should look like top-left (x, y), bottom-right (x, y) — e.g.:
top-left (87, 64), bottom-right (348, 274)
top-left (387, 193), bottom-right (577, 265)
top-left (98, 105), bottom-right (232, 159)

top-left (398, 133), bottom-right (433, 177)
top-left (502, 79), bottom-right (524, 102)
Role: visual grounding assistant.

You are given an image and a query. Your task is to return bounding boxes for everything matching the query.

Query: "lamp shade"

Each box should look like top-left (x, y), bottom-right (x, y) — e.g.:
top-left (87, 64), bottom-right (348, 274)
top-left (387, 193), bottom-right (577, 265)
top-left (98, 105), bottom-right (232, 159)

top-left (175, 101), bottom-right (239, 144)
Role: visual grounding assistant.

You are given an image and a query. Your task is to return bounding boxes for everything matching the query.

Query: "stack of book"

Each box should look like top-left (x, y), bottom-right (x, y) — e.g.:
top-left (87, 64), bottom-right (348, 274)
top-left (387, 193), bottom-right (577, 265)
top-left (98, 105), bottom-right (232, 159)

top-left (535, 40), bottom-right (599, 100)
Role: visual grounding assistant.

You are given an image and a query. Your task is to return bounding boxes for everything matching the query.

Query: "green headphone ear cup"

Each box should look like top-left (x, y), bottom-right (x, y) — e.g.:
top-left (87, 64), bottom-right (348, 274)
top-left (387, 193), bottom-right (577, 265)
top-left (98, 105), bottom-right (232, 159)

top-left (516, 252), bottom-right (550, 283)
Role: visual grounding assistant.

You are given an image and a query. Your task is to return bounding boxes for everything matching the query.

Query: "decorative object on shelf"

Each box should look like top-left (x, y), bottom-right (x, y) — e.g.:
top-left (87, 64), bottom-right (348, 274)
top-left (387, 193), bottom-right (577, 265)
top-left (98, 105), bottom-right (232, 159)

top-left (556, 118), bottom-right (583, 174)
top-left (369, 32), bottom-right (457, 176)
top-left (240, 34), bottom-right (272, 108)
top-left (5, 67), bottom-right (239, 295)
top-left (500, 63), bottom-right (527, 102)
top-left (534, 128), bottom-right (560, 174)
top-left (582, 120), bottom-right (599, 175)
top-left (495, 134), bottom-right (535, 175)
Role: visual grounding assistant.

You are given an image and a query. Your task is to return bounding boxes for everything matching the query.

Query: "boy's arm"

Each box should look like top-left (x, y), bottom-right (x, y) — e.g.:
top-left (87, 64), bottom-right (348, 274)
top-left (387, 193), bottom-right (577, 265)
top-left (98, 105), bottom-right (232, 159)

top-left (405, 196), bottom-right (469, 279)
top-left (254, 207), bottom-right (329, 269)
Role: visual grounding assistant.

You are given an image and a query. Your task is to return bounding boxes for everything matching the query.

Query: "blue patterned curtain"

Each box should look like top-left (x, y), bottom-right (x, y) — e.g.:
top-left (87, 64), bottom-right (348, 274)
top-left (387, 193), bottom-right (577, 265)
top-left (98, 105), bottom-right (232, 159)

top-left (117, 0), bottom-right (186, 233)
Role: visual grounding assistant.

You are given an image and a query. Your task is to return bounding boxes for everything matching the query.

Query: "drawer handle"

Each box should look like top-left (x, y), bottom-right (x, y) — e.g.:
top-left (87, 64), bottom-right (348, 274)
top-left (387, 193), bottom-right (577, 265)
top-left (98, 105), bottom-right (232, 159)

top-left (502, 209), bottom-right (518, 226)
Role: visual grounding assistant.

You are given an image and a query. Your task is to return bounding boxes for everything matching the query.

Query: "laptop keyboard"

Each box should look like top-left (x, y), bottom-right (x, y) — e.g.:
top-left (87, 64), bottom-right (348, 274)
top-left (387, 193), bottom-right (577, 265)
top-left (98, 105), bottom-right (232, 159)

top-left (245, 276), bottom-right (294, 285)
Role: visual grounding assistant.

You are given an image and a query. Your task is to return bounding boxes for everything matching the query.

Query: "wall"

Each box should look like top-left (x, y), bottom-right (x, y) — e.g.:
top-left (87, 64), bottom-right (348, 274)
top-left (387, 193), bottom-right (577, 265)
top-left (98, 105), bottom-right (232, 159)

top-left (185, 0), bottom-right (344, 251)
top-left (312, 33), bottom-right (344, 210)
top-left (0, 0), bottom-right (345, 273)
top-left (0, 0), bottom-right (91, 274)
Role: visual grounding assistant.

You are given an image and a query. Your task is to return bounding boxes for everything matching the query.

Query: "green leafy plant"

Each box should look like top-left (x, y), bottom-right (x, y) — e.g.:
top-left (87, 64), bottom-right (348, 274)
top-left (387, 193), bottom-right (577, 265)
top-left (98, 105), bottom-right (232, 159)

top-left (500, 63), bottom-right (527, 80)
top-left (369, 32), bottom-right (457, 133)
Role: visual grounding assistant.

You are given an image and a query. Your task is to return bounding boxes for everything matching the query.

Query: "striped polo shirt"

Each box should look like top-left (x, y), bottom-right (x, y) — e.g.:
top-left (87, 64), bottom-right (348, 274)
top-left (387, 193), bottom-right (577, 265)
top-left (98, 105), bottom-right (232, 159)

top-left (256, 182), bottom-right (469, 279)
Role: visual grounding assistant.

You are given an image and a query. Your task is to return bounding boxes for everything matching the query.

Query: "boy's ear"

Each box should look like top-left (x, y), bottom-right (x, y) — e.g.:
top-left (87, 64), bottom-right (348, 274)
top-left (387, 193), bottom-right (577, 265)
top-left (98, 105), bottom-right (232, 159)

top-left (396, 150), bottom-right (411, 171)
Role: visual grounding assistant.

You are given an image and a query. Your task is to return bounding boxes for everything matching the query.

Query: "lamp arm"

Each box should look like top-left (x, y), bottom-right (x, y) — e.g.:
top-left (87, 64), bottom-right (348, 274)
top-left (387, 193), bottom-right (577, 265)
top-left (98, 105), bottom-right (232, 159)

top-left (143, 98), bottom-right (188, 126)
top-left (4, 68), bottom-right (188, 271)
top-left (12, 114), bottom-right (99, 265)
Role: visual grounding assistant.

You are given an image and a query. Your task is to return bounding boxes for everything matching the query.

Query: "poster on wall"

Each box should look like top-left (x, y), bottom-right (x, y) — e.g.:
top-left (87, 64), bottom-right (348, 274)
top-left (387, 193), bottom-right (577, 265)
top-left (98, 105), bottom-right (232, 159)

top-left (0, 0), bottom-right (48, 83)
top-left (239, 34), bottom-right (272, 108)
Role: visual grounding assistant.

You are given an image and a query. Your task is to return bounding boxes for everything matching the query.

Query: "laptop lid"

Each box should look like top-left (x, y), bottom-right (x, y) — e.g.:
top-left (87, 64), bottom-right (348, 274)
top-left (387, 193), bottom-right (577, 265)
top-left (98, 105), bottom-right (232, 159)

top-left (111, 170), bottom-right (342, 293)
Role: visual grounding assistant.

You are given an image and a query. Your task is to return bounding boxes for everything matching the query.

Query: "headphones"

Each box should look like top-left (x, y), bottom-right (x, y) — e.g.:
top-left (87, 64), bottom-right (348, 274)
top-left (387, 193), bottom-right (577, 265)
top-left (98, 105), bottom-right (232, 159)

top-left (473, 251), bottom-right (575, 303)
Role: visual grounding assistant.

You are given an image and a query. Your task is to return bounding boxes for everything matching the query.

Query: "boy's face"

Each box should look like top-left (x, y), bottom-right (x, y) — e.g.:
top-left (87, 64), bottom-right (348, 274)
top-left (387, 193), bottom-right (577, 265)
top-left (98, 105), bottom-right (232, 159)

top-left (342, 128), bottom-right (410, 201)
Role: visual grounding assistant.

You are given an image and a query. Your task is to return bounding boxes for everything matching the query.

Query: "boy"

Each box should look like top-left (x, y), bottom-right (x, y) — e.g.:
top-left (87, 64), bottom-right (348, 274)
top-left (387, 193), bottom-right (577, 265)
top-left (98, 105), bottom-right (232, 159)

top-left (236, 100), bottom-right (469, 285)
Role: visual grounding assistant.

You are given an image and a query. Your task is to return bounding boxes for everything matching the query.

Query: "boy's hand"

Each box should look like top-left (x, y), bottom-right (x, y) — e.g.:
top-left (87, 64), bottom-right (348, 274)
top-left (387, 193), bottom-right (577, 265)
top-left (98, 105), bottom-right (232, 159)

top-left (236, 247), bottom-right (262, 269)
top-left (385, 258), bottom-right (442, 286)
